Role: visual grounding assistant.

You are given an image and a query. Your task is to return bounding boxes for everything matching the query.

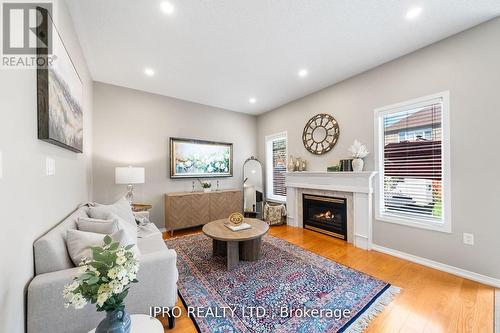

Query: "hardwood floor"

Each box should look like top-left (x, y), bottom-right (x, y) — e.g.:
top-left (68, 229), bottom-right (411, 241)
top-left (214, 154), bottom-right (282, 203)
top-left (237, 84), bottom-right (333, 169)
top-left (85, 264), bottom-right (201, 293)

top-left (161, 225), bottom-right (494, 333)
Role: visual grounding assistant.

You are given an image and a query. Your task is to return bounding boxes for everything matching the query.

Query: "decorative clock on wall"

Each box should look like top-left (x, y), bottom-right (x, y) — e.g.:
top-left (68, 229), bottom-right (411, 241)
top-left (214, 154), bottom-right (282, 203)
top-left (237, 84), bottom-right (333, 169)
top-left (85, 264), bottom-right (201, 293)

top-left (302, 113), bottom-right (340, 155)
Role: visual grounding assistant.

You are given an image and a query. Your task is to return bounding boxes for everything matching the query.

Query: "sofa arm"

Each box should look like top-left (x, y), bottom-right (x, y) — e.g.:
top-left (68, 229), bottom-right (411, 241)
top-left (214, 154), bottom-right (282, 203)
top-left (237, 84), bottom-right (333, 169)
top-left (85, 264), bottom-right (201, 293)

top-left (127, 249), bottom-right (179, 310)
top-left (27, 268), bottom-right (104, 333)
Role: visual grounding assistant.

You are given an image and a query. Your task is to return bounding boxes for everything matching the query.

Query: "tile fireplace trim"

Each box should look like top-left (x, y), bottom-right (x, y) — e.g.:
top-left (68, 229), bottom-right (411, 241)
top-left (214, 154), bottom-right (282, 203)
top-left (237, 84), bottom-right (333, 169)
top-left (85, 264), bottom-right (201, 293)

top-left (285, 171), bottom-right (377, 250)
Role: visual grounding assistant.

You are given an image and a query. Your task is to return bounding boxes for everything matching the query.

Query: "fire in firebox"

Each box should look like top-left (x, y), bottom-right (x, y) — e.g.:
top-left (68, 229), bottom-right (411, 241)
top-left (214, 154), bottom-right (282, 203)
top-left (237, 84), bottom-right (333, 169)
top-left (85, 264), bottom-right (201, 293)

top-left (314, 210), bottom-right (335, 220)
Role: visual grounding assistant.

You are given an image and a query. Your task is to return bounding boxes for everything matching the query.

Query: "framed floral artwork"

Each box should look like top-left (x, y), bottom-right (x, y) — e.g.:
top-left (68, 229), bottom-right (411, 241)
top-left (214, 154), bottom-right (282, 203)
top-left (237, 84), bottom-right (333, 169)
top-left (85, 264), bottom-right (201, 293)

top-left (170, 138), bottom-right (233, 178)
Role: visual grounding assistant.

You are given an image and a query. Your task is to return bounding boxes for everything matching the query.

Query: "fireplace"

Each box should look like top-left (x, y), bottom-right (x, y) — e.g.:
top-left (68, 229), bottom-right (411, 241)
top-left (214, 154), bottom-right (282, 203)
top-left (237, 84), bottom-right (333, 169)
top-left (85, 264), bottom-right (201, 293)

top-left (302, 194), bottom-right (347, 240)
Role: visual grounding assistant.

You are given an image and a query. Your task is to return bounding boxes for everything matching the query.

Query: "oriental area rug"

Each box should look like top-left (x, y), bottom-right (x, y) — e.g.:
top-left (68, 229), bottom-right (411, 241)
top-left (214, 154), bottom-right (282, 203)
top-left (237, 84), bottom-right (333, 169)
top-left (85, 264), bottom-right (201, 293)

top-left (166, 234), bottom-right (399, 333)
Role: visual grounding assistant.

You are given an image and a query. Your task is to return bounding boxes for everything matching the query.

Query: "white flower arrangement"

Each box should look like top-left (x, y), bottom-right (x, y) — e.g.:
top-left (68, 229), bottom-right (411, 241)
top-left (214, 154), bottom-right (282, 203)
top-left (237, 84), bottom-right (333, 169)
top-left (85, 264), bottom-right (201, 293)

top-left (63, 235), bottom-right (139, 312)
top-left (348, 140), bottom-right (369, 159)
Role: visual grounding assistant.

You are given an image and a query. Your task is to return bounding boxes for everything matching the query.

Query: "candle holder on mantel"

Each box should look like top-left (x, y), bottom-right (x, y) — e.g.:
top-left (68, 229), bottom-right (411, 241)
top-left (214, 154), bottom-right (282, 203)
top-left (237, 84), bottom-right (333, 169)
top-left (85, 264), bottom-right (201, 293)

top-left (288, 156), bottom-right (307, 172)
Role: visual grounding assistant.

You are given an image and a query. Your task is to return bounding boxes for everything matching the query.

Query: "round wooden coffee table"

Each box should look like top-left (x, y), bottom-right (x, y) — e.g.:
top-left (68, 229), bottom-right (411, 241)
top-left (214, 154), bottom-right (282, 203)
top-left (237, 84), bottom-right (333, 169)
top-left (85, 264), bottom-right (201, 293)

top-left (203, 218), bottom-right (269, 270)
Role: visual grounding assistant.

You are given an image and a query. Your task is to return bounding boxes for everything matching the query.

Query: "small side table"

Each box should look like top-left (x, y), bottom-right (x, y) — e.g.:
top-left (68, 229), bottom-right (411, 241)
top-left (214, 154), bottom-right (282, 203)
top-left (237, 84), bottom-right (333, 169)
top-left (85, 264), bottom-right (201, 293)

top-left (88, 315), bottom-right (163, 333)
top-left (132, 203), bottom-right (152, 212)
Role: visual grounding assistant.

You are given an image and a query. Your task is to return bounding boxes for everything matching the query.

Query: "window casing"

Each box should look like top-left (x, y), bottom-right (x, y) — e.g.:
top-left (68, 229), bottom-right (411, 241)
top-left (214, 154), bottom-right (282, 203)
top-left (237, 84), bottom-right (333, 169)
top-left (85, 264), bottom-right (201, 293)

top-left (374, 92), bottom-right (451, 233)
top-left (265, 132), bottom-right (287, 202)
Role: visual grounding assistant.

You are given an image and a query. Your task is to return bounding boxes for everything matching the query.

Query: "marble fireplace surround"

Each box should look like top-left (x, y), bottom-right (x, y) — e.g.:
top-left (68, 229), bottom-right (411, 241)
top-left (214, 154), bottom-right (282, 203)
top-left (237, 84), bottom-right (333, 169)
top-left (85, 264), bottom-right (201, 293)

top-left (285, 171), bottom-right (377, 250)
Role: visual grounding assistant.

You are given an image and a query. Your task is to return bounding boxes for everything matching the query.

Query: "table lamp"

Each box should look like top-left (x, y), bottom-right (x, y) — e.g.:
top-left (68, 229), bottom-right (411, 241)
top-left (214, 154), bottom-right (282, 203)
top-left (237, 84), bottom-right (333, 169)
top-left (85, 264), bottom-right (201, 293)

top-left (115, 166), bottom-right (145, 204)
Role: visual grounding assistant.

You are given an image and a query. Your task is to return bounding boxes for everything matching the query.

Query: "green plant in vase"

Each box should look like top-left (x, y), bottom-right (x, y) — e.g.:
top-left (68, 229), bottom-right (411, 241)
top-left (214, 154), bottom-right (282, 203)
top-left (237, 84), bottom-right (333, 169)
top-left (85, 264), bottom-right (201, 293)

top-left (198, 179), bottom-right (212, 192)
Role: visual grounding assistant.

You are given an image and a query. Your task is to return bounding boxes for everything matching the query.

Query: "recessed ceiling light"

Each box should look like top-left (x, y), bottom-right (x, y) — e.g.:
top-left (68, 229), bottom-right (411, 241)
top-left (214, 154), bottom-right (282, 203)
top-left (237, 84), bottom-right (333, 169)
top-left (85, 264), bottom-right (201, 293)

top-left (144, 67), bottom-right (155, 76)
top-left (160, 1), bottom-right (175, 15)
top-left (298, 69), bottom-right (308, 78)
top-left (249, 97), bottom-right (257, 104)
top-left (406, 7), bottom-right (422, 20)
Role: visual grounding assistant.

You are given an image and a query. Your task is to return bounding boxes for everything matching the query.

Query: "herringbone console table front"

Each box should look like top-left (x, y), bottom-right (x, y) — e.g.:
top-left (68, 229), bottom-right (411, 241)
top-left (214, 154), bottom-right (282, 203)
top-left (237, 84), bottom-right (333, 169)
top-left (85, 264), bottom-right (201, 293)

top-left (164, 189), bottom-right (243, 235)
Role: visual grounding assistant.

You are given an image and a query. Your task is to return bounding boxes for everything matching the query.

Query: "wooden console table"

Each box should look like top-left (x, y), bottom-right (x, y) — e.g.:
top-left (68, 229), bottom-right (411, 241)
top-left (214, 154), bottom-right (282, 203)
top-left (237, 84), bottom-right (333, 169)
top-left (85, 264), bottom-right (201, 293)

top-left (164, 189), bottom-right (242, 235)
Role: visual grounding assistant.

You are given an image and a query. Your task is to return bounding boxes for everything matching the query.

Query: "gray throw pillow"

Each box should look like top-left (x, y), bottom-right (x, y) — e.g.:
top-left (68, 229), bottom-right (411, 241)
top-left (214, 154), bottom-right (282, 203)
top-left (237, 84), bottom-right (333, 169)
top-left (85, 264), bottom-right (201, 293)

top-left (89, 197), bottom-right (136, 225)
top-left (76, 217), bottom-right (119, 234)
top-left (66, 229), bottom-right (140, 266)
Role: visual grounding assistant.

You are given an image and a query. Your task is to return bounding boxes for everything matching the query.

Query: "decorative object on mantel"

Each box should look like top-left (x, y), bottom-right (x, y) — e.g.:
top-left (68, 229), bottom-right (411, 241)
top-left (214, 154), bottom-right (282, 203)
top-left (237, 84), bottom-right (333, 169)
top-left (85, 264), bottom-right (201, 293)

top-left (339, 159), bottom-right (353, 171)
top-left (327, 164), bottom-right (340, 172)
top-left (295, 157), bottom-right (302, 171)
top-left (349, 139), bottom-right (369, 172)
top-left (287, 155), bottom-right (295, 171)
top-left (63, 235), bottom-right (139, 333)
top-left (198, 179), bottom-right (212, 192)
top-left (288, 155), bottom-right (307, 172)
top-left (115, 166), bottom-right (145, 204)
top-left (302, 113), bottom-right (340, 155)
top-left (301, 159), bottom-right (307, 171)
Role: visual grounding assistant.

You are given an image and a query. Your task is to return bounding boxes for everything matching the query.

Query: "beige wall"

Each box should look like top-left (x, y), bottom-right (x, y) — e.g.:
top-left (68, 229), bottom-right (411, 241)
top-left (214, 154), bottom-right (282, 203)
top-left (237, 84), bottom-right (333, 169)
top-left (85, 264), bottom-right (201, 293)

top-left (257, 18), bottom-right (500, 279)
top-left (92, 82), bottom-right (257, 228)
top-left (0, 1), bottom-right (93, 332)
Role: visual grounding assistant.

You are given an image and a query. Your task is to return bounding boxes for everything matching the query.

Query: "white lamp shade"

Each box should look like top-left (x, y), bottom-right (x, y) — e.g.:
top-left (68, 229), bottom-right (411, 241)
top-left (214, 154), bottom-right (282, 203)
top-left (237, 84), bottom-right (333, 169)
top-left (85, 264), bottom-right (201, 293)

top-left (115, 167), bottom-right (145, 184)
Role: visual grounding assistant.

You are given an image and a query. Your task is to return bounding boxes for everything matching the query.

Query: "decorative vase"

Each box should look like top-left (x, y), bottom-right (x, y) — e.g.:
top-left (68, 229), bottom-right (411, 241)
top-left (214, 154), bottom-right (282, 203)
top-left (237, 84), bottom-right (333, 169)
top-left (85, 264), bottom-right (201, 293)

top-left (96, 309), bottom-right (131, 333)
top-left (301, 160), bottom-right (307, 171)
top-left (203, 188), bottom-right (212, 193)
top-left (352, 158), bottom-right (364, 172)
top-left (287, 155), bottom-right (295, 172)
top-left (296, 158), bottom-right (302, 171)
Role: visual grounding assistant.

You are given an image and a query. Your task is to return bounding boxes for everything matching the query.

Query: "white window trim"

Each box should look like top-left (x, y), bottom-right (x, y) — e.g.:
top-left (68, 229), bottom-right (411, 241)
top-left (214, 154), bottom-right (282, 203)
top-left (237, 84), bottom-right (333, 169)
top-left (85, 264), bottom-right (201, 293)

top-left (265, 131), bottom-right (287, 203)
top-left (374, 91), bottom-right (451, 233)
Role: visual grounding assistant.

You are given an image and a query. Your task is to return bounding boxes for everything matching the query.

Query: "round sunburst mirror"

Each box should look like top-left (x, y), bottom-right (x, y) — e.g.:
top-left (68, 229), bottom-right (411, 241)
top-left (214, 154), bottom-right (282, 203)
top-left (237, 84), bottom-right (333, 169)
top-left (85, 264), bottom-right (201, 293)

top-left (302, 114), bottom-right (340, 155)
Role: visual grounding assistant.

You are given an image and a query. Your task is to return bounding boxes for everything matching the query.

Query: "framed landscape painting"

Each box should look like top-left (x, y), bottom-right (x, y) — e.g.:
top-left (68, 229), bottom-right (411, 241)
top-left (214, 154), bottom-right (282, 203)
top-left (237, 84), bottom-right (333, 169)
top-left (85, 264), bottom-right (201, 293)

top-left (37, 8), bottom-right (83, 153)
top-left (170, 138), bottom-right (233, 178)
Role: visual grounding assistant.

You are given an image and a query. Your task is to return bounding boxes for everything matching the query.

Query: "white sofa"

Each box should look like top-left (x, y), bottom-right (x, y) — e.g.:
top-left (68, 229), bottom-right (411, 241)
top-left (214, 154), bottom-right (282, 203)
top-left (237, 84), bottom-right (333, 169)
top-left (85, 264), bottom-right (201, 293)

top-left (27, 205), bottom-right (178, 333)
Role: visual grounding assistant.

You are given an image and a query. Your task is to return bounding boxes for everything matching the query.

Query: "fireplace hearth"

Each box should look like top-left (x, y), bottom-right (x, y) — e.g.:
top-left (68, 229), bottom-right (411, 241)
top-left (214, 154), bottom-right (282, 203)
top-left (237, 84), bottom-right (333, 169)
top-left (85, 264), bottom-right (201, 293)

top-left (302, 194), bottom-right (347, 240)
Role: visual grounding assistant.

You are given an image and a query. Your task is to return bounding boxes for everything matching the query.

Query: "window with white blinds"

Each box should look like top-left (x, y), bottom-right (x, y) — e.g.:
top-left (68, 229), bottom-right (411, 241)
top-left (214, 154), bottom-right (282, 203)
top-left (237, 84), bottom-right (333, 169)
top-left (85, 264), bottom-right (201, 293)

top-left (265, 132), bottom-right (287, 202)
top-left (375, 92), bottom-right (450, 232)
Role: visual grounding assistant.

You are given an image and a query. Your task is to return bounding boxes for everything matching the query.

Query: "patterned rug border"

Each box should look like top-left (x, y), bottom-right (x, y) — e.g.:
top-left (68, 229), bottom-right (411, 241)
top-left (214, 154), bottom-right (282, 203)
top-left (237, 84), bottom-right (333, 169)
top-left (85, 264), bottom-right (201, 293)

top-left (166, 233), bottom-right (401, 333)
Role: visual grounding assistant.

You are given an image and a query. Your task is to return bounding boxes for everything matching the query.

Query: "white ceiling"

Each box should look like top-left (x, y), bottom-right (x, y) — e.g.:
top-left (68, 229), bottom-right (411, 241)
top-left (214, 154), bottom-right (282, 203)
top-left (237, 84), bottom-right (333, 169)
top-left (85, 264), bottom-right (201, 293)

top-left (65, 0), bottom-right (500, 115)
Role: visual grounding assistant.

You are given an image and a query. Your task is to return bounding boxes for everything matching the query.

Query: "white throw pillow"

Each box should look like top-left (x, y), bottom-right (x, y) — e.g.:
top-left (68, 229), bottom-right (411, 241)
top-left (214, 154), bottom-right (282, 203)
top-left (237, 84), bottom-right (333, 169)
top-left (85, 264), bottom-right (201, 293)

top-left (66, 229), bottom-right (140, 266)
top-left (76, 217), bottom-right (119, 234)
top-left (90, 197), bottom-right (136, 226)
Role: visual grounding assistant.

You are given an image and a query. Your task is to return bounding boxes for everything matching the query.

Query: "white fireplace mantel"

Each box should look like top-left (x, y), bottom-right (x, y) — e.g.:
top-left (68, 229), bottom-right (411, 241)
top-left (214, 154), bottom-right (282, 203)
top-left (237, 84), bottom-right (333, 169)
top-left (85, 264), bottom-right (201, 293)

top-left (285, 171), bottom-right (377, 250)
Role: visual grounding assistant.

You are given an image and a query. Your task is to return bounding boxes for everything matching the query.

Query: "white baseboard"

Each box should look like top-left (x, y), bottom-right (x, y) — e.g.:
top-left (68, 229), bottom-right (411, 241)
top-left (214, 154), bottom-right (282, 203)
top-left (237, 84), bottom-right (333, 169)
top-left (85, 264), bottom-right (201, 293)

top-left (372, 244), bottom-right (500, 288)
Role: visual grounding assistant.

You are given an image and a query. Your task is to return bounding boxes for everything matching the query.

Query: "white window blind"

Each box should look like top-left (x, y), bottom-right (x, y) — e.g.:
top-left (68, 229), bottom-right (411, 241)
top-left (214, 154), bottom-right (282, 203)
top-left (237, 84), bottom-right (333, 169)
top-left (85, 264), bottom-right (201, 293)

top-left (272, 138), bottom-right (287, 197)
top-left (265, 132), bottom-right (287, 202)
top-left (375, 92), bottom-right (450, 232)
